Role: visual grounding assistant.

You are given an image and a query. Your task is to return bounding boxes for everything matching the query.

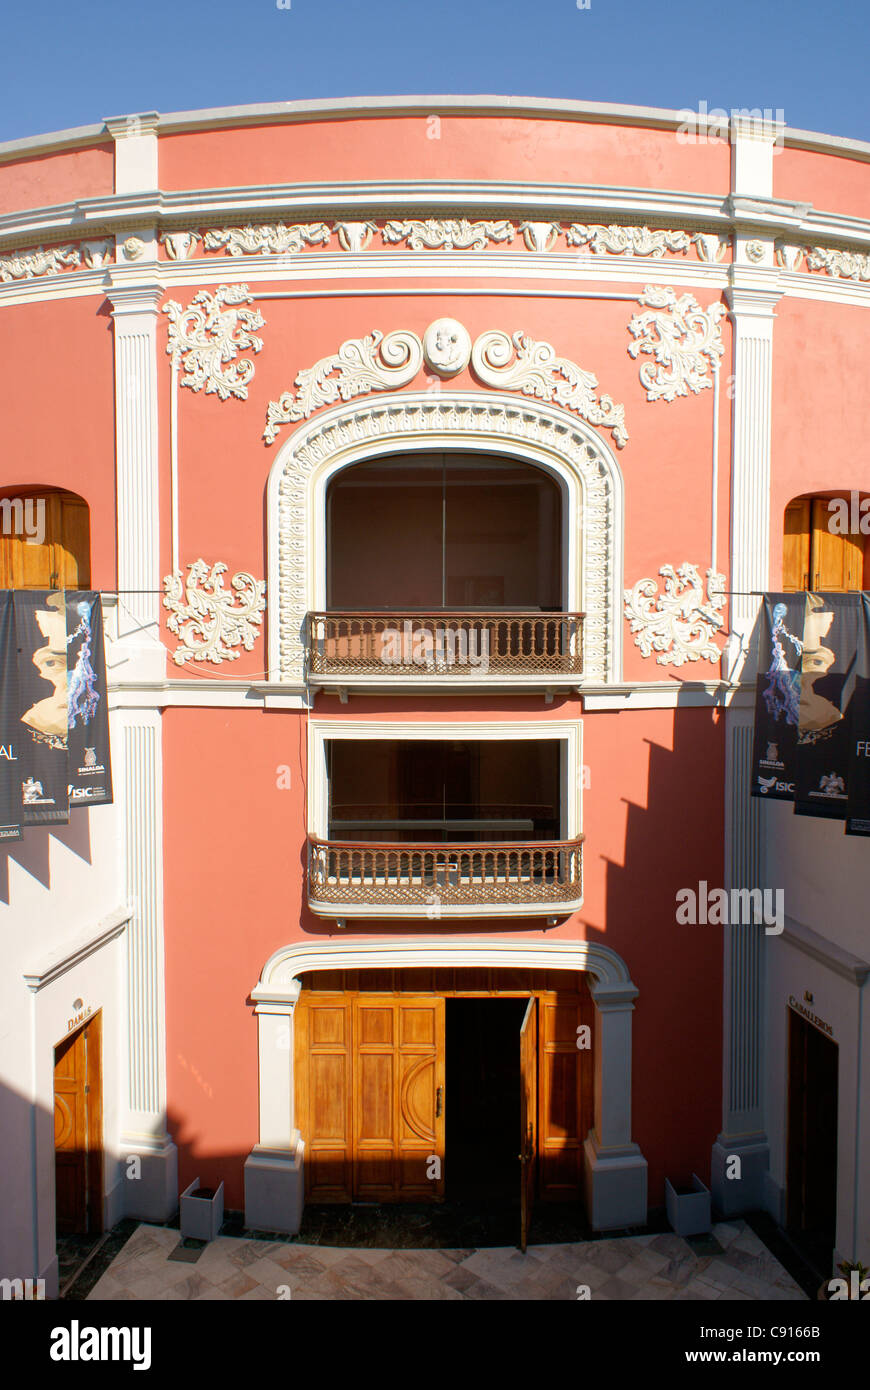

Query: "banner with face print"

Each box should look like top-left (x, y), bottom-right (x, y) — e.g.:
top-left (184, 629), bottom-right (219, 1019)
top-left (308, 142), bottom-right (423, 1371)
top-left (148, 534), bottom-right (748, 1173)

top-left (793, 593), bottom-right (858, 820)
top-left (65, 592), bottom-right (113, 808)
top-left (846, 593), bottom-right (870, 836)
top-left (0, 593), bottom-right (21, 840)
top-left (751, 594), bottom-right (805, 801)
top-left (14, 590), bottom-right (70, 825)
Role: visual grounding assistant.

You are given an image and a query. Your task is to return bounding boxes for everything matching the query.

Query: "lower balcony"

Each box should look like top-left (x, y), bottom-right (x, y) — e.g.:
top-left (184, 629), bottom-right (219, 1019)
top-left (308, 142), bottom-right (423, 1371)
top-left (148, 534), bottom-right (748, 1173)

top-left (306, 611), bottom-right (584, 685)
top-left (307, 836), bottom-right (584, 920)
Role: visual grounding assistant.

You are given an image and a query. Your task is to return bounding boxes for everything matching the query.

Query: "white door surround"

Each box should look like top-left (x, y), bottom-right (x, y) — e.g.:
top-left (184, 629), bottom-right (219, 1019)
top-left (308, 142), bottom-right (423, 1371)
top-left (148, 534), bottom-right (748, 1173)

top-left (244, 936), bottom-right (647, 1233)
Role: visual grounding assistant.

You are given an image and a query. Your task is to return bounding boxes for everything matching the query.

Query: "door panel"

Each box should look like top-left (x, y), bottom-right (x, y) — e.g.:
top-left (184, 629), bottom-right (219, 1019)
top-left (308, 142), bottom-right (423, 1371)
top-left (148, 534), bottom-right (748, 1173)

top-left (54, 1012), bottom-right (102, 1236)
top-left (519, 995), bottom-right (537, 1252)
top-left (297, 997), bottom-right (353, 1201)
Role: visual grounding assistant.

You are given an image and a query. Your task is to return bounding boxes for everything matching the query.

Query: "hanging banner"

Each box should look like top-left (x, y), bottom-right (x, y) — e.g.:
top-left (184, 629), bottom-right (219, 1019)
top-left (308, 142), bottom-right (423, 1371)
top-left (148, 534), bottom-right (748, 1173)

top-left (846, 592), bottom-right (870, 836)
top-left (751, 594), bottom-right (805, 800)
top-left (65, 592), bottom-right (113, 807)
top-left (793, 593), bottom-right (858, 820)
top-left (14, 590), bottom-right (70, 826)
top-left (0, 593), bottom-right (21, 840)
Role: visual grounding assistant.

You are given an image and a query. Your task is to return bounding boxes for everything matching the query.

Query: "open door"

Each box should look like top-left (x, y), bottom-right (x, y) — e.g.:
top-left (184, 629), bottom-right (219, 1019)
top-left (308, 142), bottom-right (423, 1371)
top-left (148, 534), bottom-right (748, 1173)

top-left (518, 995), bottom-right (537, 1252)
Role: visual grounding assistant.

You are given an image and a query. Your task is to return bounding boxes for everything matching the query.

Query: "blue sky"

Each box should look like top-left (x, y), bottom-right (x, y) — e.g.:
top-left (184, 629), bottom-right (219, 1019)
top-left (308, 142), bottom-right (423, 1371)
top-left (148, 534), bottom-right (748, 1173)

top-left (2, 0), bottom-right (868, 145)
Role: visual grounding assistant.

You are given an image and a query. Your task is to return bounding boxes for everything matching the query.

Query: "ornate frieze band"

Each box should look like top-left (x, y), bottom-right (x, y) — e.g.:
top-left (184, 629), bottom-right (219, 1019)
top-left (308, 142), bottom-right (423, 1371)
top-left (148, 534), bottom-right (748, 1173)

top-left (0, 239), bottom-right (114, 281)
top-left (628, 287), bottom-right (725, 401)
top-left (775, 242), bottom-right (870, 281)
top-left (264, 320), bottom-right (628, 448)
top-left (163, 560), bottom-right (266, 665)
top-left (624, 563), bottom-right (726, 666)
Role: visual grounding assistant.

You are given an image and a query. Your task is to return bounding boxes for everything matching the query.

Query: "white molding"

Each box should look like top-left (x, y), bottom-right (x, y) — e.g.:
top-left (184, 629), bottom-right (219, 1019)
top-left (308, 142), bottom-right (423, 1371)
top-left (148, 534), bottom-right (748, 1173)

top-left (779, 915), bottom-right (870, 987)
top-left (105, 113), bottom-right (159, 195)
top-left (4, 95), bottom-right (870, 162)
top-left (267, 390), bottom-right (625, 686)
top-left (257, 935), bottom-right (635, 993)
top-left (23, 906), bottom-right (132, 991)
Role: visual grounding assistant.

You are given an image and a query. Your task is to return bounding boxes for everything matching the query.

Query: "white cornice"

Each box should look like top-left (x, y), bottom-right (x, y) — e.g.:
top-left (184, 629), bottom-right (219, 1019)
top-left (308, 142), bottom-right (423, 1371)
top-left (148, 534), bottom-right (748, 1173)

top-left (3, 96), bottom-right (870, 164)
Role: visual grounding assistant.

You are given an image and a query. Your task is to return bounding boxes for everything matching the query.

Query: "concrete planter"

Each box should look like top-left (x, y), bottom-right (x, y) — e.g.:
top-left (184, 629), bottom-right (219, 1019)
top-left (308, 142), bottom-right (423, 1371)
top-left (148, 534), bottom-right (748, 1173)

top-left (665, 1174), bottom-right (711, 1237)
top-left (179, 1178), bottom-right (224, 1242)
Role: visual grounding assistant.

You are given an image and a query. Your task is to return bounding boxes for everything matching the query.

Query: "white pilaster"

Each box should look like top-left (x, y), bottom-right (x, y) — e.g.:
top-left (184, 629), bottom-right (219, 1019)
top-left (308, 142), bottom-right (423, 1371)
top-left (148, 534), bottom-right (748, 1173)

top-left (107, 282), bottom-right (165, 682)
top-left (583, 979), bottom-right (648, 1229)
top-left (716, 120), bottom-right (780, 1206)
top-left (104, 112), bottom-right (160, 194)
top-left (244, 981), bottom-right (305, 1234)
top-left (118, 708), bottom-right (177, 1219)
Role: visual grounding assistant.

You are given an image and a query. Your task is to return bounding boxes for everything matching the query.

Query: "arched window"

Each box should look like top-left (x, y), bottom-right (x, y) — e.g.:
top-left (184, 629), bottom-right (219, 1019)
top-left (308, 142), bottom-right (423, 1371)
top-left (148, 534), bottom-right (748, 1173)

top-left (326, 451), bottom-right (563, 611)
top-left (0, 487), bottom-right (90, 589)
top-left (783, 494), bottom-right (867, 592)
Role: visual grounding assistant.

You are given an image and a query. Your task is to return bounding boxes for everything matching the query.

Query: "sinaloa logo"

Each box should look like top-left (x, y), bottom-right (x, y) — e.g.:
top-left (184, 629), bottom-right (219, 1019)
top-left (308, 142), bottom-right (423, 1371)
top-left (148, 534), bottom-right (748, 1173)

top-left (49, 1321), bottom-right (152, 1370)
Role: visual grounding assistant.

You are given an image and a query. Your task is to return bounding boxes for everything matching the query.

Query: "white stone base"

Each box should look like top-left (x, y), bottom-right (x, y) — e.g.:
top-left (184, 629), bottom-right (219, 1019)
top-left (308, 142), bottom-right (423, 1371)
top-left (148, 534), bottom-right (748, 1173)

top-left (120, 1134), bottom-right (178, 1222)
top-left (244, 1139), bottom-right (305, 1234)
top-left (583, 1137), bottom-right (648, 1230)
top-left (711, 1135), bottom-right (770, 1216)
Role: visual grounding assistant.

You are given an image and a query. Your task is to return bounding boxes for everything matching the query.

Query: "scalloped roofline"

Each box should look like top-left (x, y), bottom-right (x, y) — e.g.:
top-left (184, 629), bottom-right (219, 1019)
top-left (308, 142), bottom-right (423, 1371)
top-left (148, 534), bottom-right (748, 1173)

top-left (1, 94), bottom-right (869, 166)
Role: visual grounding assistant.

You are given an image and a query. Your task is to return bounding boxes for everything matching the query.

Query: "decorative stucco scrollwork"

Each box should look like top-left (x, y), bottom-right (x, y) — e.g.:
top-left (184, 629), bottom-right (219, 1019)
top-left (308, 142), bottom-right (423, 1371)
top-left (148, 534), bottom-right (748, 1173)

top-left (163, 560), bottom-right (266, 665)
top-left (624, 563), bottom-right (726, 666)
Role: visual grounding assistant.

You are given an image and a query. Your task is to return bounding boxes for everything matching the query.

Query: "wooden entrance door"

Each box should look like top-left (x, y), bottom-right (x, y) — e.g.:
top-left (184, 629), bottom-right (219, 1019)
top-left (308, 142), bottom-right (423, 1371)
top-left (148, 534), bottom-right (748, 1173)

top-left (787, 1008), bottom-right (838, 1271)
top-left (297, 993), bottom-right (445, 1202)
top-left (519, 996), bottom-right (537, 1252)
top-left (54, 1013), bottom-right (102, 1236)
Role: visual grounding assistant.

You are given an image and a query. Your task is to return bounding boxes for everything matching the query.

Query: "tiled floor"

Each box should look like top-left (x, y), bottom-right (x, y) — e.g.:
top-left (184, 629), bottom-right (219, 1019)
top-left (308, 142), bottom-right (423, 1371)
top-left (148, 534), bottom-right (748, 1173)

top-left (86, 1219), bottom-right (807, 1301)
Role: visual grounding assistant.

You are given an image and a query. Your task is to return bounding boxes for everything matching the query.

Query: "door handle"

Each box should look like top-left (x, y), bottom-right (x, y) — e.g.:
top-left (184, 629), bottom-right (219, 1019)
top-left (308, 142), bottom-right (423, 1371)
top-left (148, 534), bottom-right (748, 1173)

top-left (436, 1085), bottom-right (443, 1118)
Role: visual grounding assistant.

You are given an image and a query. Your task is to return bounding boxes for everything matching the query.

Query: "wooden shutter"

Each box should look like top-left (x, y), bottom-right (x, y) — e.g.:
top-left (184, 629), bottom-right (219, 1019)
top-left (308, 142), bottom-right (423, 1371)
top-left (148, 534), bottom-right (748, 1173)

top-left (783, 499), bottom-right (811, 591)
top-left (537, 990), bottom-right (593, 1201)
top-left (811, 498), bottom-right (863, 591)
top-left (0, 491), bottom-right (90, 589)
top-left (296, 994), bottom-right (353, 1202)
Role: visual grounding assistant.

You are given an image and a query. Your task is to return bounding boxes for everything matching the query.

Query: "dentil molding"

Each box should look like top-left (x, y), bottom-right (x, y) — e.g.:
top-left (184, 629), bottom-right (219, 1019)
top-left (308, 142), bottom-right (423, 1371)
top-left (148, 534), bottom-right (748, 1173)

top-left (163, 284), bottom-right (265, 401)
top-left (627, 286), bottom-right (726, 402)
top-left (163, 560), bottom-right (266, 665)
top-left (624, 563), bottom-right (726, 666)
top-left (264, 320), bottom-right (628, 448)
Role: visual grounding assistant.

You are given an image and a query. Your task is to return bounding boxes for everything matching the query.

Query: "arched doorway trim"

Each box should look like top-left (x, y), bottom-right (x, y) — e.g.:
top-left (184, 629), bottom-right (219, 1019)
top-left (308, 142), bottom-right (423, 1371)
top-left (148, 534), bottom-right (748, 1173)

top-left (266, 391), bottom-right (625, 684)
top-left (245, 936), bottom-right (648, 1234)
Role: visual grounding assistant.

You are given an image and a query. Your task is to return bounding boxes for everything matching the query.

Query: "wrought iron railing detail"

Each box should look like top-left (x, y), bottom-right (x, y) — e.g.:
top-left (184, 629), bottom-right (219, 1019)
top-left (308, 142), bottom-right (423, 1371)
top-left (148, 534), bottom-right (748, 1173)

top-left (306, 611), bottom-right (584, 677)
top-left (308, 836), bottom-right (584, 909)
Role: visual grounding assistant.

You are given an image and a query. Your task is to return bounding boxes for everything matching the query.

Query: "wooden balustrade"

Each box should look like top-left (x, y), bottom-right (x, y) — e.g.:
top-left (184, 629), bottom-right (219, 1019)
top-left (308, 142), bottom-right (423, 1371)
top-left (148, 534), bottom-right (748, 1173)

top-left (307, 835), bottom-right (584, 910)
top-left (306, 611), bottom-right (584, 677)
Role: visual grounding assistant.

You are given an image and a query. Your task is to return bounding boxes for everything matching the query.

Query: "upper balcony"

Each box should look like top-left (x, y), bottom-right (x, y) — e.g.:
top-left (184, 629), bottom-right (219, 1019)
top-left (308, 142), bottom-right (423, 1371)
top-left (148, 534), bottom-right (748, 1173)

top-left (306, 733), bottom-right (583, 921)
top-left (305, 449), bottom-right (584, 691)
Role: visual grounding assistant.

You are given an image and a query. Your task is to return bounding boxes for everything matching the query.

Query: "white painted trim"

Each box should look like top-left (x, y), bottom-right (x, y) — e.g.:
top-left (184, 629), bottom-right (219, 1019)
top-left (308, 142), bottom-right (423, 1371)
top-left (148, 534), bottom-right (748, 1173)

top-left (308, 715), bottom-right (582, 842)
top-left (4, 95), bottom-right (870, 163)
top-left (23, 906), bottom-right (132, 991)
top-left (257, 935), bottom-right (635, 994)
top-left (267, 390), bottom-right (625, 687)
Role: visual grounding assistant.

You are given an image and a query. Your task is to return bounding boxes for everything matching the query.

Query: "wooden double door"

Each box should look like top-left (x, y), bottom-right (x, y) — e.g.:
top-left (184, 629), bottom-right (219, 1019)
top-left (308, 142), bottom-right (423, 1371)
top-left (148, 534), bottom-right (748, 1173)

top-left (54, 1013), bottom-right (103, 1236)
top-left (295, 970), bottom-right (593, 1236)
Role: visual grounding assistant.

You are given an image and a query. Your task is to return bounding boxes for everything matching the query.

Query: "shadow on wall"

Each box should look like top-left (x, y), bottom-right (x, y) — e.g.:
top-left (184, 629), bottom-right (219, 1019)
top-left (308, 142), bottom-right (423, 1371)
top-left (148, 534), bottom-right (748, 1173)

top-left (0, 814), bottom-right (94, 903)
top-left (598, 694), bottom-right (727, 1209)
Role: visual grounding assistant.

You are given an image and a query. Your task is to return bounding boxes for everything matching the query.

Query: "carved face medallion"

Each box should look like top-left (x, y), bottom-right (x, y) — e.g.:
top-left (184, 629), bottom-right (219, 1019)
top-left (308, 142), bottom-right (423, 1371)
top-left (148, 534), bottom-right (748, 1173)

top-left (422, 318), bottom-right (472, 377)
